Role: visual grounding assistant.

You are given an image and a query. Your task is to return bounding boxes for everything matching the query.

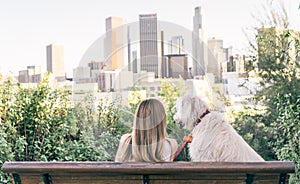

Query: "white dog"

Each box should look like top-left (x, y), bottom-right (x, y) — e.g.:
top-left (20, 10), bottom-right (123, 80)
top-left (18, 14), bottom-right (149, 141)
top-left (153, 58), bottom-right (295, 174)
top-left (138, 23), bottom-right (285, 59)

top-left (173, 94), bottom-right (264, 162)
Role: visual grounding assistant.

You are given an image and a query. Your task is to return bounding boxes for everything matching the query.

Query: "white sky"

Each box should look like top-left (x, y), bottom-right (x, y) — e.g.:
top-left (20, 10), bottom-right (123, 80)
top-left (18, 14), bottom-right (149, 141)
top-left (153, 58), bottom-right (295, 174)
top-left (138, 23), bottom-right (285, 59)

top-left (0, 0), bottom-right (299, 77)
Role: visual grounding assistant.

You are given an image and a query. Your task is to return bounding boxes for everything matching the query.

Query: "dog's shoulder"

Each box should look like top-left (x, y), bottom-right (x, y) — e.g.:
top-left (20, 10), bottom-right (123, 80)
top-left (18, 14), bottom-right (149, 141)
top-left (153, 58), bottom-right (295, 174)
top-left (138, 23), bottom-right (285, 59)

top-left (192, 111), bottom-right (231, 135)
top-left (207, 111), bottom-right (229, 123)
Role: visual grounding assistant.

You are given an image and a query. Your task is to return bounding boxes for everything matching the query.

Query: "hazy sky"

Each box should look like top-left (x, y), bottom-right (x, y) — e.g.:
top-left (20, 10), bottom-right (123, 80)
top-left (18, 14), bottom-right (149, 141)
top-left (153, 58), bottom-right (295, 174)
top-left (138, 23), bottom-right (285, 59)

top-left (0, 0), bottom-right (299, 76)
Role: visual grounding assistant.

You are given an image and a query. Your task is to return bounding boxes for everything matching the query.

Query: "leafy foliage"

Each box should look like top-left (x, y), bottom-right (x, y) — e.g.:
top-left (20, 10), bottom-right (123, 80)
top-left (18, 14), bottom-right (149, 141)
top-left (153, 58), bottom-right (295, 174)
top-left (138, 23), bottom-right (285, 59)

top-left (0, 129), bottom-right (14, 183)
top-left (240, 3), bottom-right (300, 183)
top-left (233, 108), bottom-right (275, 161)
top-left (159, 78), bottom-right (186, 126)
top-left (158, 78), bottom-right (190, 161)
top-left (0, 75), bottom-right (132, 183)
top-left (269, 93), bottom-right (300, 182)
top-left (0, 75), bottom-right (77, 183)
top-left (71, 94), bottom-right (133, 161)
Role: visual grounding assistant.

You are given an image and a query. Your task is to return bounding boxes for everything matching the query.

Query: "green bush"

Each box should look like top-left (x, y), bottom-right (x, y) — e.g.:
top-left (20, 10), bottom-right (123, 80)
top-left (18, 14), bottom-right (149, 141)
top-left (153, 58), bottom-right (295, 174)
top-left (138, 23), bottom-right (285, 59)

top-left (0, 129), bottom-right (14, 183)
top-left (0, 76), bottom-right (80, 183)
top-left (72, 94), bottom-right (133, 161)
top-left (233, 108), bottom-right (275, 161)
top-left (269, 94), bottom-right (300, 183)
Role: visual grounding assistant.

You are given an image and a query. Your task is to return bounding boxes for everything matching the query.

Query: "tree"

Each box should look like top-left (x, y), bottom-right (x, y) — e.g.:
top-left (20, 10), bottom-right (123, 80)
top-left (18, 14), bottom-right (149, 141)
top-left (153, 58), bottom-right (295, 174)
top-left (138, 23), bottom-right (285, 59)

top-left (232, 108), bottom-right (275, 160)
top-left (1, 74), bottom-right (78, 161)
top-left (0, 74), bottom-right (135, 183)
top-left (71, 94), bottom-right (133, 161)
top-left (0, 74), bottom-right (79, 183)
top-left (243, 2), bottom-right (300, 182)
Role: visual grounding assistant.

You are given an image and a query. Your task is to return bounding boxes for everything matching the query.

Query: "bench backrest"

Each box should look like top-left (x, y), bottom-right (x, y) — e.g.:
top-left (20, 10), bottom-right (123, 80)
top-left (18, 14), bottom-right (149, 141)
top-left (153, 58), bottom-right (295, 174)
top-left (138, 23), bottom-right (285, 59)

top-left (2, 161), bottom-right (295, 184)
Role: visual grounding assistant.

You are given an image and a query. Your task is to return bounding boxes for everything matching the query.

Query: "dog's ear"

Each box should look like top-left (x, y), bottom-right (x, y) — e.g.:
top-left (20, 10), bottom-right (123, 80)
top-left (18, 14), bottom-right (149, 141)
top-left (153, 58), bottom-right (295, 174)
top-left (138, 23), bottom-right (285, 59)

top-left (194, 97), bottom-right (209, 117)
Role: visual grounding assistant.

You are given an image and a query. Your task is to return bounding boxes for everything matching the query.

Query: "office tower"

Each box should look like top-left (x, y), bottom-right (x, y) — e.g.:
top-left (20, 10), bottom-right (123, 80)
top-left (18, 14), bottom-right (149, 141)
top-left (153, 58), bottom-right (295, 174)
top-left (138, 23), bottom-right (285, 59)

top-left (207, 38), bottom-right (226, 82)
top-left (105, 16), bottom-right (124, 71)
top-left (127, 26), bottom-right (131, 71)
top-left (132, 50), bottom-right (137, 73)
top-left (89, 61), bottom-right (105, 83)
top-left (234, 55), bottom-right (244, 73)
top-left (73, 61), bottom-right (106, 84)
top-left (139, 14), bottom-right (160, 78)
top-left (224, 47), bottom-right (233, 73)
top-left (165, 54), bottom-right (188, 79)
top-left (169, 36), bottom-right (184, 54)
top-left (98, 70), bottom-right (133, 92)
top-left (18, 70), bottom-right (29, 83)
top-left (161, 31), bottom-right (167, 78)
top-left (18, 65), bottom-right (42, 83)
top-left (226, 54), bottom-right (246, 73)
top-left (192, 6), bottom-right (206, 76)
top-left (46, 44), bottom-right (65, 81)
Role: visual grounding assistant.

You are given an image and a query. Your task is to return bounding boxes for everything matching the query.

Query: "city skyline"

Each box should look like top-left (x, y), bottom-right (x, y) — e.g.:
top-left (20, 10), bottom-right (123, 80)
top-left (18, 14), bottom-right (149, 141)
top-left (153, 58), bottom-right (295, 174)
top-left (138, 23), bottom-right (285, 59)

top-left (0, 0), bottom-right (299, 77)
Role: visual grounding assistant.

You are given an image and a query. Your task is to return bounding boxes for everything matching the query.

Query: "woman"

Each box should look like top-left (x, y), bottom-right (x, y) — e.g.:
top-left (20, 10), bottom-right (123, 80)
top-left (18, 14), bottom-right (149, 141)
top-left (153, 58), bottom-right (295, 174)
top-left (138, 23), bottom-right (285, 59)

top-left (115, 99), bottom-right (178, 162)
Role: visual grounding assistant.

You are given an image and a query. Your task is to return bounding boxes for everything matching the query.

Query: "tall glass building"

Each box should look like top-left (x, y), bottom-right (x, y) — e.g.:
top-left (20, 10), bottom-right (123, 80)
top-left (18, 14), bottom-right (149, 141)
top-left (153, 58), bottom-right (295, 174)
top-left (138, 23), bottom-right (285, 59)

top-left (139, 14), bottom-right (160, 78)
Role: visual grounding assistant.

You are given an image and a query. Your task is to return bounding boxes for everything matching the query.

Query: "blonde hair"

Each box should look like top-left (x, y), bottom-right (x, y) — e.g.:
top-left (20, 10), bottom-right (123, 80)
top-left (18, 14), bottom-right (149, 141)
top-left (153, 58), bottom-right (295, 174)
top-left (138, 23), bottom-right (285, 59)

top-left (115, 98), bottom-right (167, 162)
top-left (132, 99), bottom-right (167, 162)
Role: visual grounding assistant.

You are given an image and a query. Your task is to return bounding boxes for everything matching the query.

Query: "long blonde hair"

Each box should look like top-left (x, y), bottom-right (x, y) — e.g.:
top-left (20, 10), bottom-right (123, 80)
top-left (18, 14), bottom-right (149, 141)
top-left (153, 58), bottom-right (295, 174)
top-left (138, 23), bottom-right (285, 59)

top-left (115, 99), bottom-right (168, 162)
top-left (131, 99), bottom-right (167, 162)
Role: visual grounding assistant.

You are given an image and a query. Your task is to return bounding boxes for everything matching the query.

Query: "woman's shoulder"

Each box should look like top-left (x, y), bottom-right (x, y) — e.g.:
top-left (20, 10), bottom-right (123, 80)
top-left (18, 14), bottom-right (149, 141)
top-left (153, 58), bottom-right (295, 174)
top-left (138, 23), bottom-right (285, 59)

top-left (121, 133), bottom-right (132, 138)
top-left (120, 133), bottom-right (132, 141)
top-left (115, 134), bottom-right (132, 162)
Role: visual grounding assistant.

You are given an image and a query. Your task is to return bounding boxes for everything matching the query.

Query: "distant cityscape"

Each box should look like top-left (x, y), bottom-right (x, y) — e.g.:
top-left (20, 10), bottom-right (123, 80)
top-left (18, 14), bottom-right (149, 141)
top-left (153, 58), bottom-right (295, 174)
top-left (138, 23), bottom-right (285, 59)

top-left (11, 6), bottom-right (265, 113)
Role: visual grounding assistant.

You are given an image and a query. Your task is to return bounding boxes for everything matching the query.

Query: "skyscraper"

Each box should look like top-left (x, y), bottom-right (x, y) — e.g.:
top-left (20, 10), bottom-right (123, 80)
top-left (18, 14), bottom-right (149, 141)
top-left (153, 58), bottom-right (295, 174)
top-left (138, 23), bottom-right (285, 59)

top-left (161, 30), bottom-right (167, 78)
top-left (169, 36), bottom-right (184, 55)
top-left (105, 16), bottom-right (124, 71)
top-left (164, 35), bottom-right (188, 79)
top-left (127, 26), bottom-right (131, 71)
top-left (192, 6), bottom-right (206, 76)
top-left (46, 44), bottom-right (65, 81)
top-left (18, 65), bottom-right (41, 83)
top-left (132, 50), bottom-right (137, 73)
top-left (207, 38), bottom-right (225, 82)
top-left (165, 54), bottom-right (188, 79)
top-left (139, 14), bottom-right (160, 78)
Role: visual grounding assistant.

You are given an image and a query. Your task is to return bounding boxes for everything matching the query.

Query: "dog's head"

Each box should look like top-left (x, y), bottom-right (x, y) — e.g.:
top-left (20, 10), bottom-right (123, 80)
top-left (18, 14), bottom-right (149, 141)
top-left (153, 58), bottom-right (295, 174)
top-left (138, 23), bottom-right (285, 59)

top-left (173, 94), bottom-right (209, 131)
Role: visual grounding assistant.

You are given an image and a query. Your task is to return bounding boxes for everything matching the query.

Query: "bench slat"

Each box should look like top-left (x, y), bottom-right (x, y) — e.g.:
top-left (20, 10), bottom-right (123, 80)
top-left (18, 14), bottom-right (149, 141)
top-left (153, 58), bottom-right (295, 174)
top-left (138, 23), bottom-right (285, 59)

top-left (2, 161), bottom-right (295, 184)
top-left (2, 161), bottom-right (295, 174)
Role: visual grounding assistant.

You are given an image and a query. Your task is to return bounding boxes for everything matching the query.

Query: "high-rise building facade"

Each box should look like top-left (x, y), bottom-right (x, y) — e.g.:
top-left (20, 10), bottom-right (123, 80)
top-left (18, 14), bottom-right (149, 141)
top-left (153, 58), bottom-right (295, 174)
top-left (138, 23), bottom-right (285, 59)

top-left (46, 44), bottom-right (65, 81)
top-left (224, 47), bottom-right (233, 73)
top-left (164, 35), bottom-right (189, 79)
top-left (207, 38), bottom-right (226, 82)
top-left (227, 54), bottom-right (246, 73)
top-left (127, 26), bottom-right (131, 71)
top-left (169, 36), bottom-right (184, 55)
top-left (192, 6), bottom-right (207, 76)
top-left (132, 50), bottom-right (138, 73)
top-left (105, 17), bottom-right (125, 70)
top-left (165, 54), bottom-right (188, 79)
top-left (139, 14), bottom-right (160, 78)
top-left (73, 60), bottom-right (108, 84)
top-left (18, 65), bottom-right (42, 83)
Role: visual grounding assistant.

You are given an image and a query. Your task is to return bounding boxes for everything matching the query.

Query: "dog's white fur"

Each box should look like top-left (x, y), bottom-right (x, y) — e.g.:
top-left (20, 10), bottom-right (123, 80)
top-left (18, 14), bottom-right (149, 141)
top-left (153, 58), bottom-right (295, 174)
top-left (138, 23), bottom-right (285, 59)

top-left (173, 94), bottom-right (264, 162)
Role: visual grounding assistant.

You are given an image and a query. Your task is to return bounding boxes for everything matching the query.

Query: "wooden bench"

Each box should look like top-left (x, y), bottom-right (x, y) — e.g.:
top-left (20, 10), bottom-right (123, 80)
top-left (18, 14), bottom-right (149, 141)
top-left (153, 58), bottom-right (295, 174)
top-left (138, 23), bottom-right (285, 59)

top-left (2, 161), bottom-right (295, 184)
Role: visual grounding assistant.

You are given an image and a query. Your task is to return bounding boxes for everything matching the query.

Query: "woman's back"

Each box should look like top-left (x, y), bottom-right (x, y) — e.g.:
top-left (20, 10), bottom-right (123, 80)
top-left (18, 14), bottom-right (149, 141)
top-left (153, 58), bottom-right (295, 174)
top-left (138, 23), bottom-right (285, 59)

top-left (115, 134), bottom-right (178, 162)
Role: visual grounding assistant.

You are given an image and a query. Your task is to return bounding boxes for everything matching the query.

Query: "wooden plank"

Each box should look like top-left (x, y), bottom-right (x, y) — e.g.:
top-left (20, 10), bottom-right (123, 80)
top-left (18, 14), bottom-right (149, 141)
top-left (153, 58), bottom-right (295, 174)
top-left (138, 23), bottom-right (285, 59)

top-left (11, 173), bottom-right (285, 184)
top-left (18, 174), bottom-right (44, 184)
top-left (2, 161), bottom-right (295, 174)
top-left (2, 161), bottom-right (295, 184)
top-left (51, 175), bottom-right (142, 184)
